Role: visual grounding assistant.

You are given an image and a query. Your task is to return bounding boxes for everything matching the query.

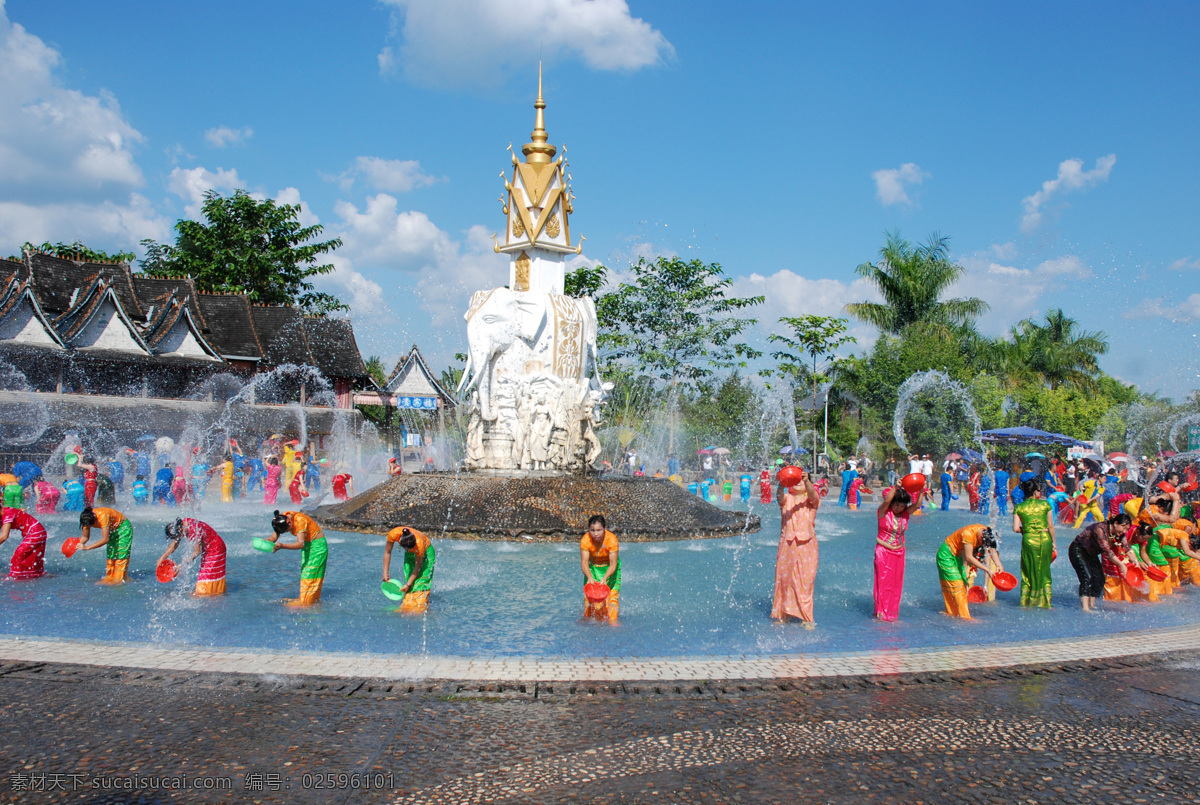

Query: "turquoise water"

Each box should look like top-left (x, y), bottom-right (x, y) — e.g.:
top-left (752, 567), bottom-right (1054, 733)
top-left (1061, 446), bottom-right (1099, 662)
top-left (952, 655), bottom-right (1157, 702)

top-left (2, 497), bottom-right (1198, 657)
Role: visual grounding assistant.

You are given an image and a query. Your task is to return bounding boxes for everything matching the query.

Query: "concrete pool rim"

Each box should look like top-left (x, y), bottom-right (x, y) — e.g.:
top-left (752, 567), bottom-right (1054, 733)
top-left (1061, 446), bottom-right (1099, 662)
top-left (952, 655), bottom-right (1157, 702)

top-left (1, 621), bottom-right (1198, 682)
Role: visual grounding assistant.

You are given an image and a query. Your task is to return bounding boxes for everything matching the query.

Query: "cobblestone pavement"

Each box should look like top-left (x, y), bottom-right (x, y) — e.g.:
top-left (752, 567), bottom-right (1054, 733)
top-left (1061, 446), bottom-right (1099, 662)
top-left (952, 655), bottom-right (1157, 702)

top-left (2, 652), bottom-right (1199, 804)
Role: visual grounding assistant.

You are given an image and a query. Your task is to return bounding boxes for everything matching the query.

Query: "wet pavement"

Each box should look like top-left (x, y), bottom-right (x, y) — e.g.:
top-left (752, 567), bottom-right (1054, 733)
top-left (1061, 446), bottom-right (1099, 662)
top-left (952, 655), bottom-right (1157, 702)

top-left (3, 651), bottom-right (1200, 803)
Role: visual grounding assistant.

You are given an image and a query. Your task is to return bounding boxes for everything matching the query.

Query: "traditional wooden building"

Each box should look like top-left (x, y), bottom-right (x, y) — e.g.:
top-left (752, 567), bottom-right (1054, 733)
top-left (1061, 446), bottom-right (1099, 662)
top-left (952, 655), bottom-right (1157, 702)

top-left (0, 251), bottom-right (371, 397)
top-left (0, 250), bottom-right (374, 457)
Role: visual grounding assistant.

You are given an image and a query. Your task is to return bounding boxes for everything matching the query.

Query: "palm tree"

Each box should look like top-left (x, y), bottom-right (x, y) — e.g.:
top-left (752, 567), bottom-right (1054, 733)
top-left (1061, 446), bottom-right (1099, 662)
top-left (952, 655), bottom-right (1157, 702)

top-left (1002, 309), bottom-right (1109, 391)
top-left (845, 231), bottom-right (988, 334)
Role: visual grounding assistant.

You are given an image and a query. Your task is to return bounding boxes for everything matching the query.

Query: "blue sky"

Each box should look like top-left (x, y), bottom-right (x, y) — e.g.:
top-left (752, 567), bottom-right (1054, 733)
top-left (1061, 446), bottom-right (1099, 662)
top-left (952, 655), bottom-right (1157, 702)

top-left (2, 0), bottom-right (1198, 398)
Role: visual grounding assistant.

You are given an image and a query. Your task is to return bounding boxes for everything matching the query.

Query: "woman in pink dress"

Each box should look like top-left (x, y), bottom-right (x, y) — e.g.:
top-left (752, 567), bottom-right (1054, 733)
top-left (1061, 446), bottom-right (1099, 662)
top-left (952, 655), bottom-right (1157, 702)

top-left (34, 476), bottom-right (60, 514)
top-left (160, 518), bottom-right (227, 596)
top-left (771, 466), bottom-right (820, 625)
top-left (263, 456), bottom-right (282, 505)
top-left (874, 485), bottom-right (922, 620)
top-left (0, 506), bottom-right (47, 579)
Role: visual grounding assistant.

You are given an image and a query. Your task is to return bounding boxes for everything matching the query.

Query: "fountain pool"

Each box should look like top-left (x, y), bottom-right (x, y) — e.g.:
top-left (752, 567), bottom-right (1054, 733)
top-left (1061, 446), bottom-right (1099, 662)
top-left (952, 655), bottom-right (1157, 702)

top-left (3, 497), bottom-right (1199, 659)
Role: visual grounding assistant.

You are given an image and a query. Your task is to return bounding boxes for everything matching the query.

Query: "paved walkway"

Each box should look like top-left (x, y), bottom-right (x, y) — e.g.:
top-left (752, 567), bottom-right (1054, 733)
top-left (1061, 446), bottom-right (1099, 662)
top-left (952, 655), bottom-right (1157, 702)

top-left (2, 622), bottom-right (1200, 681)
top-left (2, 650), bottom-right (1198, 803)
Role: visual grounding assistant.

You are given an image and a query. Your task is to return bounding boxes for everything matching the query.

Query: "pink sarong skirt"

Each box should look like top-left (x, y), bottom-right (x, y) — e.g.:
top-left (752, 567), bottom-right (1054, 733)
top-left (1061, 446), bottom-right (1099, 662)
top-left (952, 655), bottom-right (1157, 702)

top-left (873, 543), bottom-right (905, 621)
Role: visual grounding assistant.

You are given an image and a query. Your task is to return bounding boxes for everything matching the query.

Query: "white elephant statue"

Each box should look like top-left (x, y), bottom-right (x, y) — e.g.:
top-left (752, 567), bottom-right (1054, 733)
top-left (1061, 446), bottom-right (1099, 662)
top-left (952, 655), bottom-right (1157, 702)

top-left (457, 286), bottom-right (600, 423)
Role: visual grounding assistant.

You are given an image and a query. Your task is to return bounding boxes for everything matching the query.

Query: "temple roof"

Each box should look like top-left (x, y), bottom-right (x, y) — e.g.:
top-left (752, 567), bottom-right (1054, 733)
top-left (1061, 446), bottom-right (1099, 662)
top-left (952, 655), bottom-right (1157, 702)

top-left (0, 250), bottom-right (370, 381)
top-left (142, 293), bottom-right (222, 361)
top-left (250, 304), bottom-right (314, 368)
top-left (131, 275), bottom-right (209, 331)
top-left (0, 276), bottom-right (65, 349)
top-left (384, 344), bottom-right (458, 408)
top-left (194, 293), bottom-right (263, 360)
top-left (302, 316), bottom-right (371, 380)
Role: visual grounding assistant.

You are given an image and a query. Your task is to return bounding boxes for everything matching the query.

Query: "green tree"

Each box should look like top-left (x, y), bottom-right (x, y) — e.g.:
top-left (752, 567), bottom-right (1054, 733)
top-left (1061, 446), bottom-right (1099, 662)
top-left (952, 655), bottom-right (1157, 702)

top-left (768, 315), bottom-right (856, 470)
top-left (994, 309), bottom-right (1109, 392)
top-left (679, 372), bottom-right (760, 456)
top-left (845, 231), bottom-right (988, 334)
top-left (356, 356), bottom-right (390, 426)
top-left (15, 240), bottom-right (136, 263)
top-left (139, 189), bottom-right (345, 315)
top-left (564, 262), bottom-right (608, 300)
top-left (599, 256), bottom-right (764, 451)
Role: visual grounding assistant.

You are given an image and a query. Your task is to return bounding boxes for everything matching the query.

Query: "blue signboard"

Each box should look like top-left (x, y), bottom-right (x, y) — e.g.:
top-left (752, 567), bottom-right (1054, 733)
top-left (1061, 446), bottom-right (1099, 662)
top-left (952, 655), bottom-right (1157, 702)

top-left (396, 396), bottom-right (438, 410)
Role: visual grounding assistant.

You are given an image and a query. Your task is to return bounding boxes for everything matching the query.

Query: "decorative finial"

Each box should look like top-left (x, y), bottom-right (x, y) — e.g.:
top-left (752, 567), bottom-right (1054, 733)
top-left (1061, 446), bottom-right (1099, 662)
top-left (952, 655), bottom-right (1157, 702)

top-left (522, 61), bottom-right (556, 164)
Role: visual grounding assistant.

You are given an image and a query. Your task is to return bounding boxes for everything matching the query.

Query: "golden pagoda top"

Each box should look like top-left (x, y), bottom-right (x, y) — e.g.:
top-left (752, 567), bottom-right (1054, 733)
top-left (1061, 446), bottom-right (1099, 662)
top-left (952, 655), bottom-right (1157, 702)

top-left (495, 64), bottom-right (581, 257)
top-left (522, 63), bottom-right (556, 165)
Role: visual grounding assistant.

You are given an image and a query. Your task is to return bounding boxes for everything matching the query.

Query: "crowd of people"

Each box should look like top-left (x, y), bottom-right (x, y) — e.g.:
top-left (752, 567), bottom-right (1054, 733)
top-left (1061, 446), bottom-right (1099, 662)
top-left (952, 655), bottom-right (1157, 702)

top-left (5, 434), bottom-right (1197, 632)
top-left (0, 436), bottom-right (357, 517)
top-left (770, 456), bottom-right (1200, 627)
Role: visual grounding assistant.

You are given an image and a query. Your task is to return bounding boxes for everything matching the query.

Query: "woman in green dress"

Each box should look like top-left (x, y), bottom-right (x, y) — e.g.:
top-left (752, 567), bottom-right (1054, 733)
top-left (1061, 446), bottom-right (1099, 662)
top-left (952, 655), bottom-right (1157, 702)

top-left (1013, 479), bottom-right (1056, 608)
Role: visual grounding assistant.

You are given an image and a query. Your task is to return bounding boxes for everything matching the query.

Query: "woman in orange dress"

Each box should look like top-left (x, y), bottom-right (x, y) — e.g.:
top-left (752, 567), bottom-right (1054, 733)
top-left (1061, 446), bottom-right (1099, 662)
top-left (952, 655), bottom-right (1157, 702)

top-left (771, 466), bottom-right (819, 626)
top-left (580, 515), bottom-right (619, 623)
top-left (383, 526), bottom-right (435, 613)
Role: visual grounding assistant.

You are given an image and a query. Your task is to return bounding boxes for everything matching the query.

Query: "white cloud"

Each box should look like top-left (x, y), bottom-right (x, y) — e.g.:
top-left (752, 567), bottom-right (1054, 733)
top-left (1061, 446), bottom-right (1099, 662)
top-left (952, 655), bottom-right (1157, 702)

top-left (203, 125), bottom-right (253, 148)
top-left (871, 163), bottom-right (928, 206)
top-left (0, 195), bottom-right (169, 254)
top-left (1125, 293), bottom-right (1200, 322)
top-left (1020, 154), bottom-right (1116, 233)
top-left (332, 156), bottom-right (438, 193)
top-left (1169, 256), bottom-right (1200, 272)
top-left (378, 0), bottom-right (673, 87)
top-left (274, 187), bottom-right (321, 228)
top-left (733, 270), bottom-right (882, 354)
top-left (953, 251), bottom-right (1091, 334)
top-left (167, 166), bottom-right (245, 218)
top-left (0, 2), bottom-right (166, 253)
top-left (331, 193), bottom-right (508, 320)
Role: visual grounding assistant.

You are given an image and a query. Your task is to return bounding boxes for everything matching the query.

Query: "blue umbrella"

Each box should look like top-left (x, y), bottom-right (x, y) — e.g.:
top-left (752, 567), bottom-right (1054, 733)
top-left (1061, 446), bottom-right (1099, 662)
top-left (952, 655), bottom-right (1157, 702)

top-left (779, 446), bottom-right (793, 454)
top-left (793, 446), bottom-right (810, 455)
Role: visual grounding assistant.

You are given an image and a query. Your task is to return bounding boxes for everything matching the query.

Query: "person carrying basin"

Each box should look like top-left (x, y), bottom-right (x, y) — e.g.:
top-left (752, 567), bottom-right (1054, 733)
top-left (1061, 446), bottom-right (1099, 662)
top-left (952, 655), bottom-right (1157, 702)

top-left (772, 465), bottom-right (820, 627)
top-left (873, 484), bottom-right (922, 621)
top-left (580, 514), bottom-right (620, 623)
top-left (159, 518), bottom-right (227, 596)
top-left (262, 510), bottom-right (327, 606)
top-left (75, 506), bottom-right (134, 584)
top-left (936, 525), bottom-right (1002, 619)
top-left (382, 526), bottom-right (435, 614)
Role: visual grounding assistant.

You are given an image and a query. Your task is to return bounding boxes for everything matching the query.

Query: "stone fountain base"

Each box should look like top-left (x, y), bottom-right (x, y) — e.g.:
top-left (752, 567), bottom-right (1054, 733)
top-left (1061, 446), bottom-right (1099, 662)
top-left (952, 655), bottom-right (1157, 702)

top-left (313, 473), bottom-right (761, 542)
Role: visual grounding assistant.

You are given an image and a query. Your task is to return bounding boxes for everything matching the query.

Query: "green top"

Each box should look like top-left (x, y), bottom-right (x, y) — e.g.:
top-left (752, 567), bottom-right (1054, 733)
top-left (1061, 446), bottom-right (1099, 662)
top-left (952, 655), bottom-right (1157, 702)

top-left (1015, 498), bottom-right (1052, 542)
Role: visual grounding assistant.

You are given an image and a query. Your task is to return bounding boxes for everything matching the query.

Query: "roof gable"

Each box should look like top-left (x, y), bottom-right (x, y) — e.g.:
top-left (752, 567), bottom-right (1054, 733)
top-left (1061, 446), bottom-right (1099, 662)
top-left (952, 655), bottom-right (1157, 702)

top-left (384, 344), bottom-right (457, 406)
top-left (56, 280), bottom-right (150, 354)
top-left (144, 295), bottom-right (222, 360)
top-left (0, 279), bottom-right (65, 348)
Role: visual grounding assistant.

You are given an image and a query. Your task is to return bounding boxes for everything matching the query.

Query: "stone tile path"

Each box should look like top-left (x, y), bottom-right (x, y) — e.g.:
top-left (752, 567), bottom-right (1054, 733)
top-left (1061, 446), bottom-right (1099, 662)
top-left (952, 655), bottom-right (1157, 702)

top-left (2, 621), bottom-right (1199, 682)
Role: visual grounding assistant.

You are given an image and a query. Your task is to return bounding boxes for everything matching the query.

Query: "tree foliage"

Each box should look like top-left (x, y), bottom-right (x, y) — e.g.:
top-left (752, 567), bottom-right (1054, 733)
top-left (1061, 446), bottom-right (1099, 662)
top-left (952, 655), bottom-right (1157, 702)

top-left (564, 262), bottom-right (608, 300)
top-left (598, 256), bottom-right (764, 390)
top-left (14, 241), bottom-right (136, 264)
top-left (139, 190), bottom-right (345, 315)
top-left (988, 309), bottom-right (1110, 392)
top-left (845, 230), bottom-right (988, 334)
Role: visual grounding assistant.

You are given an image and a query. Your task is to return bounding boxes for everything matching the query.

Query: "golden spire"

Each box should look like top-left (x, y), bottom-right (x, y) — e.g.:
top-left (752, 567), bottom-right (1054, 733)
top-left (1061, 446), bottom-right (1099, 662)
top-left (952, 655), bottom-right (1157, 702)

top-left (522, 62), bottom-right (556, 164)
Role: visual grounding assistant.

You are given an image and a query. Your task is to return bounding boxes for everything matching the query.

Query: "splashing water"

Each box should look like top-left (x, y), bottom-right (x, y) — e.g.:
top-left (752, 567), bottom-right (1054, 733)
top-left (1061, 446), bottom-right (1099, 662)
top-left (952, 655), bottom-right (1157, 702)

top-left (893, 370), bottom-right (998, 533)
